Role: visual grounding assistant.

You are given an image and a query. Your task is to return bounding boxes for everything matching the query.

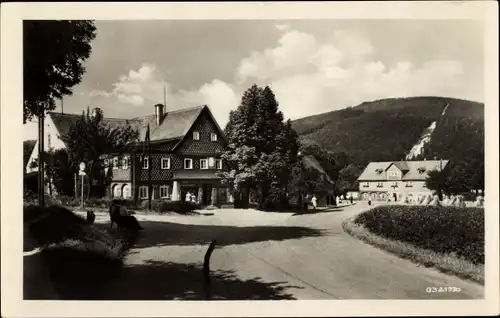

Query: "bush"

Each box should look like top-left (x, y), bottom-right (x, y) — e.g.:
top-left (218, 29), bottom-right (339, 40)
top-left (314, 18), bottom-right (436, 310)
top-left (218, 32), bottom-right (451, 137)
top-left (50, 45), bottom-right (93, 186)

top-left (152, 200), bottom-right (201, 214)
top-left (40, 239), bottom-right (127, 299)
top-left (354, 205), bottom-right (484, 264)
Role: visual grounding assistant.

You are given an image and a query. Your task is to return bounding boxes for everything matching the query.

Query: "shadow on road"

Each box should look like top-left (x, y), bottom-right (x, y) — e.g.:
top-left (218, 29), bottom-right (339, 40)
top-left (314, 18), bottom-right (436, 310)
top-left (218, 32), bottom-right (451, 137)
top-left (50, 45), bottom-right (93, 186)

top-left (292, 206), bottom-right (351, 216)
top-left (94, 222), bottom-right (327, 249)
top-left (96, 259), bottom-right (301, 300)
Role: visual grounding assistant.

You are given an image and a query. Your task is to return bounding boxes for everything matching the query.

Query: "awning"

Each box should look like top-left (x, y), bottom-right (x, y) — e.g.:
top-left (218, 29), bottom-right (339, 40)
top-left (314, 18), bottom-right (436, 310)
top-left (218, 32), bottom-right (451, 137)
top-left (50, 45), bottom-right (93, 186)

top-left (173, 170), bottom-right (222, 180)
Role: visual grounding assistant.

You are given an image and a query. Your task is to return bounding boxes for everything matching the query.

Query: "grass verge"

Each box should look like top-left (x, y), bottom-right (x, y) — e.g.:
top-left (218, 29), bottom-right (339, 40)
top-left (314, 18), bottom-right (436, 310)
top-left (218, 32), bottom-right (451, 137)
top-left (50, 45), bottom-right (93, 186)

top-left (342, 213), bottom-right (484, 284)
top-left (24, 204), bottom-right (137, 299)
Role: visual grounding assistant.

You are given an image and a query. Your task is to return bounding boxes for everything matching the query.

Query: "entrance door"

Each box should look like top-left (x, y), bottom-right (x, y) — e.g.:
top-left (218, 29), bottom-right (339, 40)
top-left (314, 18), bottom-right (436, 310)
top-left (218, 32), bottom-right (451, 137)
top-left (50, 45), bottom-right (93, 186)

top-left (202, 185), bottom-right (212, 206)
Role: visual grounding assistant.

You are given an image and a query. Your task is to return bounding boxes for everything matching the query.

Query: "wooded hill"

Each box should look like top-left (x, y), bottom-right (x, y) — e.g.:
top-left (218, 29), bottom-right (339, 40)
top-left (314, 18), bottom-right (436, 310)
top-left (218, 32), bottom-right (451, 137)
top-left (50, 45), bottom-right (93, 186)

top-left (292, 96), bottom-right (484, 192)
top-left (293, 96), bottom-right (484, 165)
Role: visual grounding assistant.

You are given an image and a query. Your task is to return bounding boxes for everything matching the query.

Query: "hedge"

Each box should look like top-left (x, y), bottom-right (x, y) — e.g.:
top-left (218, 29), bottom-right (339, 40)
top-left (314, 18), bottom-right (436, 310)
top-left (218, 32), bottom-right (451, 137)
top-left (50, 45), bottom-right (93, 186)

top-left (354, 205), bottom-right (484, 265)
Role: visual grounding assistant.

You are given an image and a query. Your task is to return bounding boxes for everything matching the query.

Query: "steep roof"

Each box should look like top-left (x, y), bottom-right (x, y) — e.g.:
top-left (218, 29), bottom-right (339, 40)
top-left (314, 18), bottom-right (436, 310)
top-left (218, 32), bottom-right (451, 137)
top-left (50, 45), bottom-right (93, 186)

top-left (358, 160), bottom-right (449, 181)
top-left (47, 105), bottom-right (219, 148)
top-left (302, 155), bottom-right (334, 184)
top-left (23, 139), bottom-right (37, 170)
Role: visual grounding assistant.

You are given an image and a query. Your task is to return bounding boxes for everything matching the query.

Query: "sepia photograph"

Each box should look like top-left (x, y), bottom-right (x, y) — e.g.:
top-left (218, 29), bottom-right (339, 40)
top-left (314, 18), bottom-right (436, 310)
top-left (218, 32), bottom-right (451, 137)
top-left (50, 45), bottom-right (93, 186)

top-left (2, 1), bottom-right (499, 317)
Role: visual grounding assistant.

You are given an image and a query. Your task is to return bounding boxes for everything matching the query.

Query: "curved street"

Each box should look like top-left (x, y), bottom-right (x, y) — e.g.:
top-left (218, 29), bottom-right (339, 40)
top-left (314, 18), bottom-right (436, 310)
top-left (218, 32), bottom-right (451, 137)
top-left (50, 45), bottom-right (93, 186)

top-left (94, 202), bottom-right (484, 300)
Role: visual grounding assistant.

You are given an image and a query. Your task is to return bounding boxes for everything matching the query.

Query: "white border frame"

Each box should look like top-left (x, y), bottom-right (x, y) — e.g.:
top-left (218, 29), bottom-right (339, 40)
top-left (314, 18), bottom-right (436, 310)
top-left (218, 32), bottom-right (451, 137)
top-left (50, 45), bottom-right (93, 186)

top-left (2, 2), bottom-right (499, 317)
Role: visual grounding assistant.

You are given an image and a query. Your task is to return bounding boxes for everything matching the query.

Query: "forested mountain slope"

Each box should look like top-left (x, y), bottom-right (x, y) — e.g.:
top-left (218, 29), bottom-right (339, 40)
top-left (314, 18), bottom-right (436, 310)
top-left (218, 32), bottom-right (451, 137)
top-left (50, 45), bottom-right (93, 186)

top-left (292, 96), bottom-right (484, 166)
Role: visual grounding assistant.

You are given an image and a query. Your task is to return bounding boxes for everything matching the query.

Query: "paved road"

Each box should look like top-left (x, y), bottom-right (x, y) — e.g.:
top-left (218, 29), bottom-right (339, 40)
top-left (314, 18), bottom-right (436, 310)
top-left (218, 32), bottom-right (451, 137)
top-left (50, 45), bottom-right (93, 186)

top-left (92, 203), bottom-right (484, 300)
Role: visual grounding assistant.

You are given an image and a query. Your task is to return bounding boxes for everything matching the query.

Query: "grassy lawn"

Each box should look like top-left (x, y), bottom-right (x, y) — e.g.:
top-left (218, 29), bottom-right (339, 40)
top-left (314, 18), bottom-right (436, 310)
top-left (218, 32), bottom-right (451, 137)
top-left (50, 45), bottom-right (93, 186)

top-left (342, 205), bottom-right (484, 284)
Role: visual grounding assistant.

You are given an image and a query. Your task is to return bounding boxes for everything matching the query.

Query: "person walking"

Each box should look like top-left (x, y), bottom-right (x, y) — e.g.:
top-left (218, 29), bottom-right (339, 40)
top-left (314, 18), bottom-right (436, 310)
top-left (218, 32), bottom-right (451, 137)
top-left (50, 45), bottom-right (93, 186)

top-left (311, 194), bottom-right (318, 210)
top-left (303, 194), bottom-right (309, 212)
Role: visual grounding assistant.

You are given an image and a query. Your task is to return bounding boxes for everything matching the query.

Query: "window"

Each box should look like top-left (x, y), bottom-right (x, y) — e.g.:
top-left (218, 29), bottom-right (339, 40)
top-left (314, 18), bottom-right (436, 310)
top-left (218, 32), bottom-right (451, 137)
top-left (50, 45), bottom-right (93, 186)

top-left (405, 182), bottom-right (413, 187)
top-left (142, 156), bottom-right (149, 169)
top-left (139, 186), bottom-right (148, 199)
top-left (193, 131), bottom-right (200, 140)
top-left (161, 158), bottom-right (171, 169)
top-left (113, 157), bottom-right (119, 169)
top-left (123, 185), bottom-right (130, 198)
top-left (210, 132), bottom-right (218, 142)
top-left (389, 171), bottom-right (397, 177)
top-left (184, 158), bottom-right (193, 169)
top-left (216, 159), bottom-right (222, 170)
top-left (159, 185), bottom-right (170, 199)
top-left (200, 158), bottom-right (208, 170)
top-left (392, 182), bottom-right (398, 188)
top-left (362, 182), bottom-right (369, 188)
top-left (122, 157), bottom-right (129, 170)
top-left (377, 182), bottom-right (383, 187)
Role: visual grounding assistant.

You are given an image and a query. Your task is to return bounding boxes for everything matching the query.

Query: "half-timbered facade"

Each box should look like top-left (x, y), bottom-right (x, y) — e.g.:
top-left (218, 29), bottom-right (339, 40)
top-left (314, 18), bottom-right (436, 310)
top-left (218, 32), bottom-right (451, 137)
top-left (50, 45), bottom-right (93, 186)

top-left (32, 104), bottom-right (232, 206)
top-left (105, 104), bottom-right (231, 206)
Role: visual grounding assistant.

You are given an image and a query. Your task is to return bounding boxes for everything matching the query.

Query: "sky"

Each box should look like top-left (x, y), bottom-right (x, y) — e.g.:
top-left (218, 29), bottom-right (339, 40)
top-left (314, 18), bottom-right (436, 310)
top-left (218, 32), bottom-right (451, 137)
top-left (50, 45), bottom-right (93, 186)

top-left (24, 19), bottom-right (484, 140)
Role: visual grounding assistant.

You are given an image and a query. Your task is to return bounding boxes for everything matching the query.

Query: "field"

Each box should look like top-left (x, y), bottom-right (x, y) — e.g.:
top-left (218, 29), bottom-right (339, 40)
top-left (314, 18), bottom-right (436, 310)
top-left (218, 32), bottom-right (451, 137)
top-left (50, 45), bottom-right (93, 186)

top-left (343, 205), bottom-right (484, 283)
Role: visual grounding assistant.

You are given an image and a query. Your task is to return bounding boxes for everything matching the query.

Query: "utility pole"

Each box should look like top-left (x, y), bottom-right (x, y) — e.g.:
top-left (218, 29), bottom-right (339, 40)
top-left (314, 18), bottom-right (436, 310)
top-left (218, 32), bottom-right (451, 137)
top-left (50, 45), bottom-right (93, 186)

top-left (38, 111), bottom-right (45, 206)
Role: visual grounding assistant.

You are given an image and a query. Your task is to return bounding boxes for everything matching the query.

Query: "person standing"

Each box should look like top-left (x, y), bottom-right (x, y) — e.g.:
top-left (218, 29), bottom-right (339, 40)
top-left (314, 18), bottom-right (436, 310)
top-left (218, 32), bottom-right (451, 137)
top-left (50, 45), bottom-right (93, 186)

top-left (311, 194), bottom-right (317, 210)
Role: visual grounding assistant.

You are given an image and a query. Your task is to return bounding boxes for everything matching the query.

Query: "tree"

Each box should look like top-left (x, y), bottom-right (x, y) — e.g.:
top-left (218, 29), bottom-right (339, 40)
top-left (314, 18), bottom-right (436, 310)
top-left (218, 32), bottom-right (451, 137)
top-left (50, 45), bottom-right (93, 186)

top-left (23, 20), bottom-right (97, 122)
top-left (425, 169), bottom-right (447, 199)
top-left (30, 149), bottom-right (75, 196)
top-left (220, 84), bottom-right (300, 209)
top-left (24, 20), bottom-right (97, 205)
top-left (60, 108), bottom-right (139, 198)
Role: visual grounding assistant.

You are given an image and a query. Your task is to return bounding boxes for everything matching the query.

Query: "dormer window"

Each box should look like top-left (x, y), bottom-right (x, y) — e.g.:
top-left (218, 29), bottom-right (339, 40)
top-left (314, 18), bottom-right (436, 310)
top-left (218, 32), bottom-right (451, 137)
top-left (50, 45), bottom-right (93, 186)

top-left (193, 131), bottom-right (200, 140)
top-left (210, 132), bottom-right (218, 142)
top-left (375, 168), bottom-right (383, 174)
top-left (417, 167), bottom-right (426, 174)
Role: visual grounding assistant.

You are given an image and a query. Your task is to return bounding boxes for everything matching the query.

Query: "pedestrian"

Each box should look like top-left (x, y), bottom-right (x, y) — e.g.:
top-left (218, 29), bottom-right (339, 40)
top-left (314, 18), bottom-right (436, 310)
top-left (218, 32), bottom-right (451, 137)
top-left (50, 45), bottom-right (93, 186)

top-left (349, 195), bottom-right (353, 205)
top-left (368, 199), bottom-right (372, 206)
top-left (303, 194), bottom-right (309, 212)
top-left (311, 194), bottom-right (317, 210)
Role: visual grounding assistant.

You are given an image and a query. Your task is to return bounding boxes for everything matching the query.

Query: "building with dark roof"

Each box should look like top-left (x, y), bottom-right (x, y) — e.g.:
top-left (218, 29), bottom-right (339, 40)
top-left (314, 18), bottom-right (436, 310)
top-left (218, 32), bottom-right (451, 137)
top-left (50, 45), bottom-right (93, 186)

top-left (357, 159), bottom-right (449, 202)
top-left (26, 104), bottom-right (231, 205)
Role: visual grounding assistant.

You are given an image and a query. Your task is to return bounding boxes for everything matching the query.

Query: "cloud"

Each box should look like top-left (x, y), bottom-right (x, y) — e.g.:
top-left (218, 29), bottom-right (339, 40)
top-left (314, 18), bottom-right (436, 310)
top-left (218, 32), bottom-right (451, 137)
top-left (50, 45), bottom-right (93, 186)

top-left (94, 63), bottom-right (239, 127)
top-left (275, 24), bottom-right (290, 31)
top-left (235, 27), bottom-right (466, 120)
top-left (84, 26), bottom-right (470, 127)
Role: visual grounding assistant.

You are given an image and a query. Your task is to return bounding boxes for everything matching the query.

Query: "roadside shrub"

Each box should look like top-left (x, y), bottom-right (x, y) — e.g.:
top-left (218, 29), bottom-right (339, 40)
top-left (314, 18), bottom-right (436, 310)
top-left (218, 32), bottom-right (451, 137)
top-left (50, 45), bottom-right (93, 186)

top-left (41, 238), bottom-right (127, 299)
top-left (154, 200), bottom-right (201, 214)
top-left (354, 205), bottom-right (484, 264)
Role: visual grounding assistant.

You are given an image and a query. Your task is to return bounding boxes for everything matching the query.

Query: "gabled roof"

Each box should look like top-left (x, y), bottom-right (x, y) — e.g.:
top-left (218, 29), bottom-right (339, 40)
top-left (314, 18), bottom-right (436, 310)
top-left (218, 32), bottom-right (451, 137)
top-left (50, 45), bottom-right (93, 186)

top-left (302, 155), bottom-right (334, 184)
top-left (391, 161), bottom-right (409, 171)
top-left (47, 105), bottom-right (225, 149)
top-left (132, 105), bottom-right (205, 142)
top-left (24, 139), bottom-right (37, 169)
top-left (358, 160), bottom-right (449, 181)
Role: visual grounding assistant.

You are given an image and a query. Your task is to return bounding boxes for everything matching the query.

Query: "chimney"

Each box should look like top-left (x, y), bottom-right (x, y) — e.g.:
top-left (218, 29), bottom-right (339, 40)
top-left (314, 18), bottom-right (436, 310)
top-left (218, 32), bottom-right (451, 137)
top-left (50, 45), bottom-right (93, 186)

top-left (154, 104), bottom-right (164, 126)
